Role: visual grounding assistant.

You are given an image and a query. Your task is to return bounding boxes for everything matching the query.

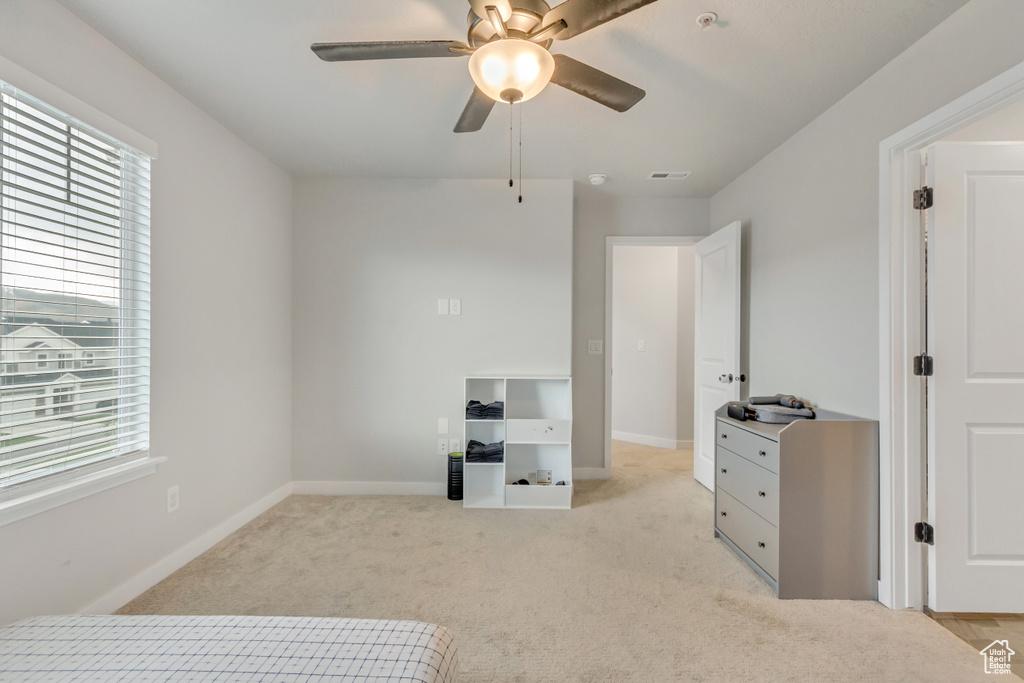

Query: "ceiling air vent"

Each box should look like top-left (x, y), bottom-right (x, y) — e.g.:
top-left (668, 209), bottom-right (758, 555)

top-left (648, 172), bottom-right (692, 180)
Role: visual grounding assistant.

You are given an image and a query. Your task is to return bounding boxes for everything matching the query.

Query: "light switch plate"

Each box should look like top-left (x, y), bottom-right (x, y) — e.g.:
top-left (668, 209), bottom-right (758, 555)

top-left (449, 437), bottom-right (461, 452)
top-left (438, 417), bottom-right (449, 434)
top-left (438, 299), bottom-right (449, 315)
top-left (449, 299), bottom-right (462, 315)
top-left (588, 340), bottom-right (603, 355)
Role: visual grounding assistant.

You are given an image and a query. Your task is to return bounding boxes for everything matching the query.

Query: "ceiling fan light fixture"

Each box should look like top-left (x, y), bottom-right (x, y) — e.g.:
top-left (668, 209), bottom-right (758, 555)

top-left (468, 38), bottom-right (554, 103)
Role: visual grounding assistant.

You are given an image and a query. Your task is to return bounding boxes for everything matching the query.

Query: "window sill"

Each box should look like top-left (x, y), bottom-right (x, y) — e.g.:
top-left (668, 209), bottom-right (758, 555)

top-left (0, 454), bottom-right (166, 528)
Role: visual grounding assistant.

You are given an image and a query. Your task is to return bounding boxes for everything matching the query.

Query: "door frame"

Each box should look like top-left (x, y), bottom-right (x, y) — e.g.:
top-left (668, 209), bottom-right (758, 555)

top-left (603, 236), bottom-right (703, 475)
top-left (878, 59), bottom-right (1024, 610)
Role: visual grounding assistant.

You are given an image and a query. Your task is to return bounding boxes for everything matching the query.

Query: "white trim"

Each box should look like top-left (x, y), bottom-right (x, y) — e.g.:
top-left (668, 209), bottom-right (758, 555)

top-left (0, 55), bottom-right (158, 159)
top-left (79, 482), bottom-right (293, 615)
top-left (604, 236), bottom-right (703, 476)
top-left (611, 431), bottom-right (693, 450)
top-left (291, 481), bottom-right (446, 496)
top-left (0, 455), bottom-right (166, 529)
top-left (878, 59), bottom-right (1024, 610)
top-left (572, 467), bottom-right (608, 480)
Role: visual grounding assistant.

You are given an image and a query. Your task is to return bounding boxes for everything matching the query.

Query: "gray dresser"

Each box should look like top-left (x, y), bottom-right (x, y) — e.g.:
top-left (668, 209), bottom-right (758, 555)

top-left (713, 404), bottom-right (879, 599)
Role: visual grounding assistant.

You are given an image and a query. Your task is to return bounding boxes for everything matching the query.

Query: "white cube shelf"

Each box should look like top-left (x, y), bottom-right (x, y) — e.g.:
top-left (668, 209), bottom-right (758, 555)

top-left (463, 376), bottom-right (572, 510)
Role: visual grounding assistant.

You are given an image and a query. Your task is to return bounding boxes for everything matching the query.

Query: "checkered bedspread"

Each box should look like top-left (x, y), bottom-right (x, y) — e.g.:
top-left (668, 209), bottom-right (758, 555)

top-left (0, 615), bottom-right (457, 682)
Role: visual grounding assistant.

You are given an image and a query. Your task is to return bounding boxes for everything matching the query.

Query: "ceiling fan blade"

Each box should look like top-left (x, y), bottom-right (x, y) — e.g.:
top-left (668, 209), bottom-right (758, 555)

top-left (454, 87), bottom-right (496, 133)
top-left (542, 0), bottom-right (659, 40)
top-left (550, 54), bottom-right (645, 112)
top-left (311, 41), bottom-right (470, 62)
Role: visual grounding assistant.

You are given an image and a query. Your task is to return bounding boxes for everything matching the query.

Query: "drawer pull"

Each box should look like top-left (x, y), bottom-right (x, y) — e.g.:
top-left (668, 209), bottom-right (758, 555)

top-left (720, 511), bottom-right (727, 517)
top-left (758, 450), bottom-right (766, 457)
top-left (721, 468), bottom-right (727, 474)
top-left (758, 541), bottom-right (766, 548)
top-left (721, 433), bottom-right (728, 439)
top-left (758, 490), bottom-right (766, 497)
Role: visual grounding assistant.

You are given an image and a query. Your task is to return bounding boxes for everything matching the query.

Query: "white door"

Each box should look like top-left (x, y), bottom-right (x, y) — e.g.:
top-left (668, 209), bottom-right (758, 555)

top-left (928, 143), bottom-right (1024, 612)
top-left (693, 221), bottom-right (742, 491)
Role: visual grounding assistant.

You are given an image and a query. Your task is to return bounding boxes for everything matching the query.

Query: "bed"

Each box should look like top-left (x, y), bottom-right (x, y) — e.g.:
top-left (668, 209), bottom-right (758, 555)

top-left (0, 614), bottom-right (457, 682)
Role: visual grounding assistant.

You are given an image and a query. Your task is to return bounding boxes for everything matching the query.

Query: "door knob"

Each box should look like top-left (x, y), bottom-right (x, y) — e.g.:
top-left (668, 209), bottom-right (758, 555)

top-left (719, 374), bottom-right (733, 383)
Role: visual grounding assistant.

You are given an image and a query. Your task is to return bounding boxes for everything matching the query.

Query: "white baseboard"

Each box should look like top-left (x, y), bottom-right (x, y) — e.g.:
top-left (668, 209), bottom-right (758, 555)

top-left (573, 467), bottom-right (610, 480)
top-left (79, 482), bottom-right (293, 615)
top-left (292, 481), bottom-right (446, 496)
top-left (612, 431), bottom-right (693, 450)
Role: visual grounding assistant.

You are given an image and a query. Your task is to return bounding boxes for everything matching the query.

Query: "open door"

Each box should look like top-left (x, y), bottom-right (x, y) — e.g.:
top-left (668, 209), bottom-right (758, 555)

top-left (927, 143), bottom-right (1024, 612)
top-left (693, 221), bottom-right (741, 491)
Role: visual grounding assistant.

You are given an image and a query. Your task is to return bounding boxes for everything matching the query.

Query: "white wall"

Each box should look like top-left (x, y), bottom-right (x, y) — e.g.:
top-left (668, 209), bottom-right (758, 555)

top-left (709, 0), bottom-right (1024, 419)
top-left (942, 95), bottom-right (1024, 141)
top-left (611, 246), bottom-right (684, 448)
top-left (572, 188), bottom-right (709, 470)
top-left (291, 178), bottom-right (572, 486)
top-left (0, 0), bottom-right (293, 624)
top-left (676, 246), bottom-right (696, 443)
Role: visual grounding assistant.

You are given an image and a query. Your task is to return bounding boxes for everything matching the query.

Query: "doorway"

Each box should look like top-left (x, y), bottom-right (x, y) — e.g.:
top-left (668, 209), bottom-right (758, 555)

top-left (604, 237), bottom-right (701, 477)
top-left (879, 60), bottom-right (1024, 610)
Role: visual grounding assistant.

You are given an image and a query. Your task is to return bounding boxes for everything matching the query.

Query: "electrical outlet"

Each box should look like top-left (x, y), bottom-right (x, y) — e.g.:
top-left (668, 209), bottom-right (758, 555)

top-left (167, 485), bottom-right (179, 513)
top-left (449, 437), bottom-right (461, 452)
top-left (449, 299), bottom-right (462, 316)
top-left (437, 439), bottom-right (448, 456)
top-left (637, 339), bottom-right (646, 352)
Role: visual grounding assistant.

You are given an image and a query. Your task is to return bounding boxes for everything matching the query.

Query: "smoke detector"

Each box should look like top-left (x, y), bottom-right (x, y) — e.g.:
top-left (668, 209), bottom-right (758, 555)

top-left (648, 171), bottom-right (692, 180)
top-left (588, 173), bottom-right (607, 185)
top-left (696, 12), bottom-right (717, 31)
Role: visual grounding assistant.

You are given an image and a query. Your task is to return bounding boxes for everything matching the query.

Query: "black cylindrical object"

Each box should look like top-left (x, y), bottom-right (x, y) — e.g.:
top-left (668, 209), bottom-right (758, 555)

top-left (447, 453), bottom-right (463, 501)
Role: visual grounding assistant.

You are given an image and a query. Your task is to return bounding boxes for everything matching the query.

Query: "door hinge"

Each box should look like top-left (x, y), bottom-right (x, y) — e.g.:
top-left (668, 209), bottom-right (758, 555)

top-left (913, 354), bottom-right (934, 376)
top-left (913, 186), bottom-right (933, 210)
top-left (914, 521), bottom-right (935, 545)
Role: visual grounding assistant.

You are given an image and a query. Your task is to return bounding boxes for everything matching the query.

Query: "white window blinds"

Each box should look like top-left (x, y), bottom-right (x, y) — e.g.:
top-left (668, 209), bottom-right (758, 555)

top-left (0, 80), bottom-right (150, 491)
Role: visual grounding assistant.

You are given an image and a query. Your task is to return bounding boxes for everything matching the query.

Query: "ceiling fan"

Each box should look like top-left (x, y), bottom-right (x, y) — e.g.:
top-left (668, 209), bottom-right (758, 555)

top-left (311, 0), bottom-right (659, 133)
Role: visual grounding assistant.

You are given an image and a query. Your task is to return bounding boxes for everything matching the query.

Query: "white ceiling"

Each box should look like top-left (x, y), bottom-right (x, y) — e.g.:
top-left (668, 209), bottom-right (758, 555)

top-left (57, 0), bottom-right (969, 197)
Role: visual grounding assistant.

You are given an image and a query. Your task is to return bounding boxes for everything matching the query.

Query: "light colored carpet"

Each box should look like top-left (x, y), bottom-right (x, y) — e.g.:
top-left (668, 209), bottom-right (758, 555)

top-left (119, 442), bottom-right (1001, 681)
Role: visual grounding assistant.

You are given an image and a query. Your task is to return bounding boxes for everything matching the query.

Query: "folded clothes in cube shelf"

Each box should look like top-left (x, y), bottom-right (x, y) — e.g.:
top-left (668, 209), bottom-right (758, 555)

top-left (466, 400), bottom-right (504, 420)
top-left (466, 439), bottom-right (504, 463)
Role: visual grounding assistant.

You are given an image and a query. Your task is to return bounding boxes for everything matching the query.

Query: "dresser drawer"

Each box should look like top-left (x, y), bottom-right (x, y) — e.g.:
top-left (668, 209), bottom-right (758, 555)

top-left (716, 419), bottom-right (780, 473)
top-left (716, 447), bottom-right (779, 526)
top-left (716, 489), bottom-right (779, 580)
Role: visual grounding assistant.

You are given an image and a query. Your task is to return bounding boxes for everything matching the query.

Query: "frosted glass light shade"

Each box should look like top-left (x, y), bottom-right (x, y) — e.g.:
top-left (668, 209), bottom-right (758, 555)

top-left (468, 39), bottom-right (555, 103)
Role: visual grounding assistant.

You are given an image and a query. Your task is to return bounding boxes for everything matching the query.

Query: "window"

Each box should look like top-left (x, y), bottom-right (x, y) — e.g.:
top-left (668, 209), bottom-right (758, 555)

top-left (52, 386), bottom-right (74, 415)
top-left (0, 79), bottom-right (151, 493)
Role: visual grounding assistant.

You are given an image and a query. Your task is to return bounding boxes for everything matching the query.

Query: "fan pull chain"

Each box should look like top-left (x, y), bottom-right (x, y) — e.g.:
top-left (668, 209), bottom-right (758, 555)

top-left (509, 102), bottom-right (514, 189)
top-left (518, 102), bottom-right (523, 203)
